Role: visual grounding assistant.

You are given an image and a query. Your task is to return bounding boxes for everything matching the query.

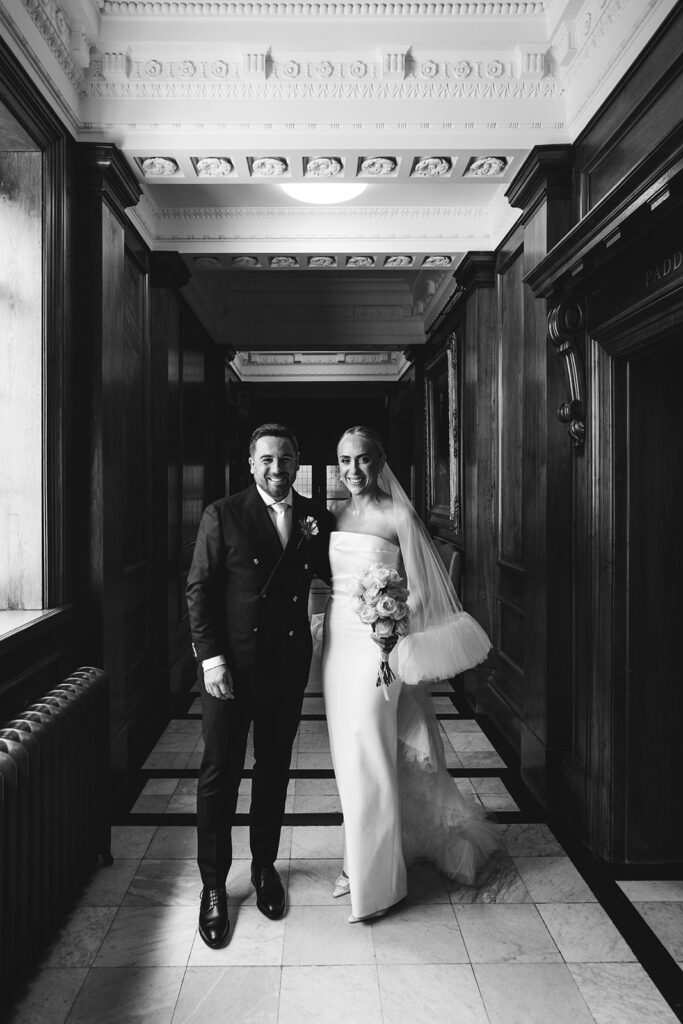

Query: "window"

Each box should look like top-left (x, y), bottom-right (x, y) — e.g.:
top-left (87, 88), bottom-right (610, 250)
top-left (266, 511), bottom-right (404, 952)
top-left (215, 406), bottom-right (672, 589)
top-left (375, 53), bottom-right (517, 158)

top-left (0, 103), bottom-right (43, 615)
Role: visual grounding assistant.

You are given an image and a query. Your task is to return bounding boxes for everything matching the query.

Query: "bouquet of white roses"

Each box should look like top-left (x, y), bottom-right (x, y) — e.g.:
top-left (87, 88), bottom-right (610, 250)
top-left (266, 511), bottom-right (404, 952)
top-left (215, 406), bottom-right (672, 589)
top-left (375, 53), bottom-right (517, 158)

top-left (349, 563), bottom-right (410, 698)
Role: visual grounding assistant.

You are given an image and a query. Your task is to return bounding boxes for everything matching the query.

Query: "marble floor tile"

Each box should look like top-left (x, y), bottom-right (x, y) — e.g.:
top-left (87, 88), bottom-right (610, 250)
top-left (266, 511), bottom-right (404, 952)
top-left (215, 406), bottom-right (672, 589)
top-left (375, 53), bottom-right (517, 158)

top-left (447, 855), bottom-right (532, 905)
top-left (141, 778), bottom-right (180, 796)
top-left (188, 698), bottom-right (202, 714)
top-left (282, 906), bottom-right (375, 965)
top-left (478, 792), bottom-right (520, 812)
top-left (187, 750), bottom-right (204, 769)
top-left (474, 962), bottom-right (596, 1024)
top-left (469, 777), bottom-right (510, 796)
top-left (111, 825), bottom-right (157, 859)
top-left (123, 858), bottom-right (199, 906)
top-left (430, 696), bottom-right (459, 713)
top-left (131, 794), bottom-right (173, 814)
top-left (93, 906), bottom-right (197, 967)
top-left (301, 698), bottom-right (325, 714)
top-left (6, 968), bottom-right (88, 1024)
top-left (513, 856), bottom-right (596, 903)
top-left (286, 858), bottom-right (346, 905)
top-left (378, 964), bottom-right (489, 1024)
top-left (172, 966), bottom-right (280, 1024)
top-left (537, 903), bottom-right (637, 963)
top-left (143, 751), bottom-right (192, 769)
top-left (405, 862), bottom-right (452, 904)
top-left (293, 792), bottom-right (342, 813)
top-left (66, 967), bottom-right (185, 1024)
top-left (443, 748), bottom-right (463, 768)
top-left (502, 823), bottom-right (565, 857)
top-left (569, 963), bottom-right (680, 1024)
top-left (456, 750), bottom-right (507, 768)
top-left (372, 903), bottom-right (467, 964)
top-left (278, 966), bottom-right (382, 1024)
top-left (151, 736), bottom-right (198, 753)
top-left (165, 793), bottom-right (198, 814)
top-left (296, 751), bottom-right (334, 770)
top-left (43, 906), bottom-right (118, 968)
top-left (441, 730), bottom-right (496, 753)
top-left (296, 733), bottom-right (331, 752)
top-left (226, 859), bottom-right (290, 907)
top-left (77, 858), bottom-right (141, 907)
top-left (455, 904), bottom-right (562, 963)
top-left (293, 776), bottom-right (339, 796)
top-left (146, 826), bottom-right (197, 860)
top-left (290, 825), bottom-right (344, 859)
top-left (618, 879), bottom-right (683, 901)
top-left (188, 907), bottom-right (285, 966)
top-left (439, 717), bottom-right (481, 732)
top-left (632, 902), bottom-right (683, 959)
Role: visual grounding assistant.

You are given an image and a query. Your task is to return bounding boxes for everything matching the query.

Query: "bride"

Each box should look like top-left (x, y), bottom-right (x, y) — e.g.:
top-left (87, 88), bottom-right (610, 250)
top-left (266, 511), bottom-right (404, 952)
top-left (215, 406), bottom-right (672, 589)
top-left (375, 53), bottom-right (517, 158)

top-left (322, 426), bottom-right (500, 923)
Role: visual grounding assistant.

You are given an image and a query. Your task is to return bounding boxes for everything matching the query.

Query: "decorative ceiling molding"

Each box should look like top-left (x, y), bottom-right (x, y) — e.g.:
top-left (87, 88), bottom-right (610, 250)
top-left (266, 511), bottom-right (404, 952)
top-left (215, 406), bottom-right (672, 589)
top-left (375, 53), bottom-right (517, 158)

top-left (561, 0), bottom-right (672, 132)
top-left (154, 205), bottom-right (489, 221)
top-left (231, 349), bottom-right (412, 382)
top-left (97, 0), bottom-right (546, 16)
top-left (82, 70), bottom-right (563, 102)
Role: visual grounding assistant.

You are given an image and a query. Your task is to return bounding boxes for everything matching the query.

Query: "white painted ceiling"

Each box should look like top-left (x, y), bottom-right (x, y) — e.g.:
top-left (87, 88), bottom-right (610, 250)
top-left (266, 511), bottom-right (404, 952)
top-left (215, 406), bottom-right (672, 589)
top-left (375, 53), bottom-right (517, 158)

top-left (1, 0), bottom-right (674, 373)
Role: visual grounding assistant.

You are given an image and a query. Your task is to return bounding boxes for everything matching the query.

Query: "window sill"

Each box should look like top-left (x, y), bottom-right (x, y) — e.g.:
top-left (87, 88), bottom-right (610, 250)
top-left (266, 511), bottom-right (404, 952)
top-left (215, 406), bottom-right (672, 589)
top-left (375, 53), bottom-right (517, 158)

top-left (0, 606), bottom-right (71, 645)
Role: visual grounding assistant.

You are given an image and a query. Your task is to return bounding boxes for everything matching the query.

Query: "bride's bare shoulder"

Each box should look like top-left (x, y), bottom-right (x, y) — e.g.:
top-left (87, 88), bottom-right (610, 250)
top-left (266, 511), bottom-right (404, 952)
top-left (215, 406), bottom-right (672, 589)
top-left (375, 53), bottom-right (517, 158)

top-left (328, 497), bottom-right (351, 525)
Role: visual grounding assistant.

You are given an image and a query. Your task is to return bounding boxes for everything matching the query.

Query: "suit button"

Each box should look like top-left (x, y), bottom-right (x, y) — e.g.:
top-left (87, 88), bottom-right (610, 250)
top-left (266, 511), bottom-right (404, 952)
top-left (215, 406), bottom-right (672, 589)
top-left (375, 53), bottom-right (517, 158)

top-left (253, 558), bottom-right (259, 565)
top-left (288, 630), bottom-right (294, 637)
top-left (304, 563), bottom-right (309, 570)
top-left (292, 595), bottom-right (298, 602)
top-left (253, 627), bottom-right (258, 633)
top-left (261, 593), bottom-right (267, 599)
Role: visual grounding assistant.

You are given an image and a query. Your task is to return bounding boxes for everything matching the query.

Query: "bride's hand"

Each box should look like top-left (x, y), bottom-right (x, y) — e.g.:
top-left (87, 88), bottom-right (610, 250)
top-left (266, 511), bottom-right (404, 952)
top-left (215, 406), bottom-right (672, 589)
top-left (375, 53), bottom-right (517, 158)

top-left (371, 633), bottom-right (398, 655)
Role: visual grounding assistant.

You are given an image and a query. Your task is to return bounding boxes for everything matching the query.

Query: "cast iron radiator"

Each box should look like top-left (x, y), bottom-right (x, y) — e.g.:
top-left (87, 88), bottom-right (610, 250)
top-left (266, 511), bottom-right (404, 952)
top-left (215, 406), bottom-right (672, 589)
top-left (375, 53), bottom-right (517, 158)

top-left (0, 666), bottom-right (112, 985)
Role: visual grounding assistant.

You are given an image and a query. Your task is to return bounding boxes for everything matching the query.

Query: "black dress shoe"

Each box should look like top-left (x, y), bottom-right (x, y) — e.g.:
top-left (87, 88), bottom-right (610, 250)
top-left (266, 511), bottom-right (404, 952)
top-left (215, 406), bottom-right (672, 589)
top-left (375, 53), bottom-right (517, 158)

top-left (251, 865), bottom-right (286, 919)
top-left (198, 887), bottom-right (229, 948)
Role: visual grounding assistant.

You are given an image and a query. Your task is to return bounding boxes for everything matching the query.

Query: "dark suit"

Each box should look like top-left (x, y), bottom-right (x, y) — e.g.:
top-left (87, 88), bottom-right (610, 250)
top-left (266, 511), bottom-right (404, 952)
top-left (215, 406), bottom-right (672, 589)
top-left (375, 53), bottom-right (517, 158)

top-left (186, 483), bottom-right (332, 887)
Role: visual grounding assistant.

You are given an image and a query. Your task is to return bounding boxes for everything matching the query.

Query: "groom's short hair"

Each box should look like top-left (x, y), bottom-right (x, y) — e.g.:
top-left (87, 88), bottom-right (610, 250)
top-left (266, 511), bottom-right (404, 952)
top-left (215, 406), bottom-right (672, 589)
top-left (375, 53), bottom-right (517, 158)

top-left (248, 422), bottom-right (299, 456)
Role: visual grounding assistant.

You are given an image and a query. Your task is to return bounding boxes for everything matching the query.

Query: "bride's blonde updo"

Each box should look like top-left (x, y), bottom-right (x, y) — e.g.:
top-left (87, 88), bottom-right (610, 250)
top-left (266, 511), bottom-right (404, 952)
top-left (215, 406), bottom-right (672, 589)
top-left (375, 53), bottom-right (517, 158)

top-left (338, 425), bottom-right (387, 466)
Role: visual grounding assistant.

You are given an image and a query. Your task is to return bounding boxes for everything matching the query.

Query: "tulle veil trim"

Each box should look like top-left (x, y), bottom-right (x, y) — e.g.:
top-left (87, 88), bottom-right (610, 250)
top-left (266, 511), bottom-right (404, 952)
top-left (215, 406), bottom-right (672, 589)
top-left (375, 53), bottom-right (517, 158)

top-left (396, 686), bottom-right (501, 884)
top-left (377, 463), bottom-right (492, 688)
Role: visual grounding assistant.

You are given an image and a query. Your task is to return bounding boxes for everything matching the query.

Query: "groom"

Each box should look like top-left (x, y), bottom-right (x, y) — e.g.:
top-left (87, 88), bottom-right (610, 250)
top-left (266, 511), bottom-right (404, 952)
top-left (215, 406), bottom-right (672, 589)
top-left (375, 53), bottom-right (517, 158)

top-left (186, 423), bottom-right (332, 948)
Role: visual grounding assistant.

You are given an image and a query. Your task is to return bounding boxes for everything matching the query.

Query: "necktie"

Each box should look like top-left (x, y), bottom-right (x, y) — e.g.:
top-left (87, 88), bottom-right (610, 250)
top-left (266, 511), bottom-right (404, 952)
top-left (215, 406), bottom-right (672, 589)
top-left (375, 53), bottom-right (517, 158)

top-left (271, 501), bottom-right (290, 547)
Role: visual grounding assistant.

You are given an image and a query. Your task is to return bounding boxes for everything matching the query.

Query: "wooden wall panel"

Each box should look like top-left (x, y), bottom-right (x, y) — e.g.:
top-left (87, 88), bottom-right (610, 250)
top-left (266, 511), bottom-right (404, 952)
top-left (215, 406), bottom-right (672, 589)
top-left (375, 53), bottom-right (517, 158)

top-left (497, 247), bottom-right (525, 569)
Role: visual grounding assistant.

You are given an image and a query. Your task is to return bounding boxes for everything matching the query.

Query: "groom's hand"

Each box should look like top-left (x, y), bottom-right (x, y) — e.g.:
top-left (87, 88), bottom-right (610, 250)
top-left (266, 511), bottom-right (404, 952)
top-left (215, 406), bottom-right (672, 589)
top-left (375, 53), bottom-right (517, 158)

top-left (203, 664), bottom-right (234, 700)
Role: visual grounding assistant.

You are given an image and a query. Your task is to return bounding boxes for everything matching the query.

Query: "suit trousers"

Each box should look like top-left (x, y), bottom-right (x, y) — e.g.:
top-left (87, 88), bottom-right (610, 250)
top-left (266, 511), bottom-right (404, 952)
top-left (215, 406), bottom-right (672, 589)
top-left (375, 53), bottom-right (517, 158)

top-left (197, 672), bottom-right (305, 888)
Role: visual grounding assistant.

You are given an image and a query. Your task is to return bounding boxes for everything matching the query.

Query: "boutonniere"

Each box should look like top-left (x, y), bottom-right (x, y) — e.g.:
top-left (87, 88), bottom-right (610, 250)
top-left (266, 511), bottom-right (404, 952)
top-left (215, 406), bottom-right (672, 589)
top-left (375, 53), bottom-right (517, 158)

top-left (297, 516), bottom-right (319, 547)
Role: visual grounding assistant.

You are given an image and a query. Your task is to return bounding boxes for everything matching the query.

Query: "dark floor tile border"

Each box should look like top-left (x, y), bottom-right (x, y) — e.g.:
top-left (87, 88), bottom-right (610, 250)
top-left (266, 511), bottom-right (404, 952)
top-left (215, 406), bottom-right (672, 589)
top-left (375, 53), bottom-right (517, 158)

top-left (132, 765), bottom-right (510, 781)
top-left (549, 813), bottom-right (683, 1021)
top-left (458, 693), bottom-right (683, 1020)
top-left (115, 809), bottom-right (532, 828)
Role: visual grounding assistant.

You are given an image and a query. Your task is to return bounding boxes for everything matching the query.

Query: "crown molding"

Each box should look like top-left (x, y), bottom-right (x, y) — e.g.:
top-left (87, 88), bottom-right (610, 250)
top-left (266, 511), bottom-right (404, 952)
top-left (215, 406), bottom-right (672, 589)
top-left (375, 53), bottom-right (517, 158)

top-left (97, 0), bottom-right (546, 16)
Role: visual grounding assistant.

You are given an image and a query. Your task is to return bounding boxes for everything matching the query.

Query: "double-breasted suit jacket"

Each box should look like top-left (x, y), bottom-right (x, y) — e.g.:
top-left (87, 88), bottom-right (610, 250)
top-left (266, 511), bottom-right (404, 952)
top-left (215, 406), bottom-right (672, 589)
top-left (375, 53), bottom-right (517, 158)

top-left (186, 484), bottom-right (332, 691)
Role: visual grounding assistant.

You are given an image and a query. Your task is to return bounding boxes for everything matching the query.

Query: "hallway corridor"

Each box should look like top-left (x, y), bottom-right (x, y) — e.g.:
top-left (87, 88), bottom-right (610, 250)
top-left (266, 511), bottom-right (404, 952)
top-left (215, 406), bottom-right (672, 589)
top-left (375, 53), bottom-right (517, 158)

top-left (6, 665), bottom-right (682, 1024)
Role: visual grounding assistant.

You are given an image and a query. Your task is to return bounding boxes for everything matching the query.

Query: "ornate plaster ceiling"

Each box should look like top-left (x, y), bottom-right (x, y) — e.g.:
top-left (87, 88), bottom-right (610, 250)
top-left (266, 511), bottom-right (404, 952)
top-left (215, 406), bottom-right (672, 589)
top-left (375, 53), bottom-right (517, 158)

top-left (1, 0), bottom-right (675, 372)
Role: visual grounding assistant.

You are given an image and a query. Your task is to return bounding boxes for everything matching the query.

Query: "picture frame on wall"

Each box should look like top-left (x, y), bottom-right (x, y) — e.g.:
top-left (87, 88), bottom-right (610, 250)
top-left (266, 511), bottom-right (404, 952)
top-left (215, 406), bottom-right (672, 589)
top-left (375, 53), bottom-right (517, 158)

top-left (425, 331), bottom-right (462, 540)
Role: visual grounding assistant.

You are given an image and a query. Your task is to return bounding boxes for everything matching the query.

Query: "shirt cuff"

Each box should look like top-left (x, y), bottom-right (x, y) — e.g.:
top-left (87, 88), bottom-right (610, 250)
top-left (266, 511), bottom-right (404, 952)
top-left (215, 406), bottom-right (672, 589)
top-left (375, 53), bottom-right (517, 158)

top-left (202, 654), bottom-right (227, 671)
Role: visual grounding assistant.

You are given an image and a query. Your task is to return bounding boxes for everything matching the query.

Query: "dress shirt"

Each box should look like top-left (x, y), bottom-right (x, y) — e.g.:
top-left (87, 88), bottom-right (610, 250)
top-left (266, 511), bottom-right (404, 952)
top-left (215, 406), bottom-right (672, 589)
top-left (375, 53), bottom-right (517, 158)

top-left (256, 484), bottom-right (293, 547)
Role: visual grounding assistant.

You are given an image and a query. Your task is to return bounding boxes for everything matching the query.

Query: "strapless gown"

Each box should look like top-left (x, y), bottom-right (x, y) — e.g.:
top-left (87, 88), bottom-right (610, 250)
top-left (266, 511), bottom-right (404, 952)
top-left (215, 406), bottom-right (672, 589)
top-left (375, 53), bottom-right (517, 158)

top-left (322, 531), bottom-right (500, 921)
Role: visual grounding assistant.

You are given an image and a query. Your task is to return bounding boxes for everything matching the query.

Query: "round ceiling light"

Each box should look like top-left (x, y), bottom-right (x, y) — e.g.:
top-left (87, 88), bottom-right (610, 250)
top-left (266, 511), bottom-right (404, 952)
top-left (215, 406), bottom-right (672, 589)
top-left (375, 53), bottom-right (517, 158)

top-left (280, 183), bottom-right (367, 204)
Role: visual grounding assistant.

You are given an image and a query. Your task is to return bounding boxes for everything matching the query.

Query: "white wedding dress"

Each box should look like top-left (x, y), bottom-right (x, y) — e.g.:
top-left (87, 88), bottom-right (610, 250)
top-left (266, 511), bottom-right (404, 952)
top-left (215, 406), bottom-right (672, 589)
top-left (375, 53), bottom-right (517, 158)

top-left (322, 530), bottom-right (500, 921)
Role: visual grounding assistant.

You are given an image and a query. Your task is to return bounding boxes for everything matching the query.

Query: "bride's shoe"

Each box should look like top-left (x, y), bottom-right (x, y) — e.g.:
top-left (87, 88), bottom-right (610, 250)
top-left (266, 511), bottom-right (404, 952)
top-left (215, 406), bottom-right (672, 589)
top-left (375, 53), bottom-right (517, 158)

top-left (332, 871), bottom-right (350, 898)
top-left (348, 908), bottom-right (387, 924)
